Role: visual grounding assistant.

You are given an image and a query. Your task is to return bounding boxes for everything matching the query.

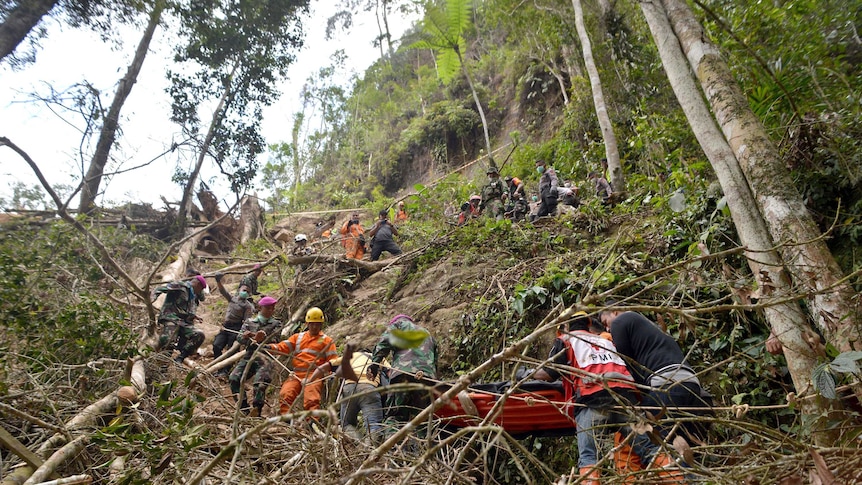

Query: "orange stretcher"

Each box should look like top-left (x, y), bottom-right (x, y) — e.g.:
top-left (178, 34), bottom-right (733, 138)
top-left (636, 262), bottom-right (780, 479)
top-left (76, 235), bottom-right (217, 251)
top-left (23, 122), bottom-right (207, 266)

top-left (433, 380), bottom-right (576, 437)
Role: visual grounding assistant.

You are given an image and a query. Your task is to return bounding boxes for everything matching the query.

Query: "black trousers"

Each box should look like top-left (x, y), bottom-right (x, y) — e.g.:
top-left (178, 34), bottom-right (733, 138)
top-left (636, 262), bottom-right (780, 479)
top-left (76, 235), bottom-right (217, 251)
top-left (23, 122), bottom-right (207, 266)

top-left (371, 239), bottom-right (402, 261)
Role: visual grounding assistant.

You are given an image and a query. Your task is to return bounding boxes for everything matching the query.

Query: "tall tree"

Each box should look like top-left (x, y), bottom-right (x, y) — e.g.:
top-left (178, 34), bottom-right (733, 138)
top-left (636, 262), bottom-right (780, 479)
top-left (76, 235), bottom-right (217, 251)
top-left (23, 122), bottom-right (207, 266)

top-left (640, 0), bottom-right (834, 443)
top-left (168, 0), bottom-right (310, 234)
top-left (571, 0), bottom-right (624, 192)
top-left (661, 0), bottom-right (861, 356)
top-left (1, 0), bottom-right (140, 66)
top-left (78, 0), bottom-right (164, 214)
top-left (264, 54), bottom-right (347, 208)
top-left (414, 0), bottom-right (495, 167)
top-left (0, 0), bottom-right (58, 62)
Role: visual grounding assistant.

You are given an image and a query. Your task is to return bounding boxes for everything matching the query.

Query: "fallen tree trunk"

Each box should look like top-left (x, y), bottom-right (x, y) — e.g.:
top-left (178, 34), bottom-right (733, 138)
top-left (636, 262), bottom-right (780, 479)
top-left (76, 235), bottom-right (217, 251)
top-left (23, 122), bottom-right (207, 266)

top-left (25, 359), bottom-right (148, 483)
top-left (205, 350), bottom-right (245, 374)
top-left (24, 436), bottom-right (89, 485)
top-left (204, 341), bottom-right (240, 369)
top-left (35, 395), bottom-right (115, 458)
top-left (286, 248), bottom-right (422, 272)
top-left (27, 475), bottom-right (91, 485)
top-left (0, 428), bottom-right (55, 480)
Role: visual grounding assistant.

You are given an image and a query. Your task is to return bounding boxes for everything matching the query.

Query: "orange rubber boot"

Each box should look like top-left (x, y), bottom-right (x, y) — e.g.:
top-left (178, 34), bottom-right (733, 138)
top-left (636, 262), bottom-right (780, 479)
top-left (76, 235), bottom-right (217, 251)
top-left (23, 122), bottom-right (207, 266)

top-left (650, 452), bottom-right (686, 485)
top-left (614, 432), bottom-right (643, 483)
top-left (578, 465), bottom-right (600, 485)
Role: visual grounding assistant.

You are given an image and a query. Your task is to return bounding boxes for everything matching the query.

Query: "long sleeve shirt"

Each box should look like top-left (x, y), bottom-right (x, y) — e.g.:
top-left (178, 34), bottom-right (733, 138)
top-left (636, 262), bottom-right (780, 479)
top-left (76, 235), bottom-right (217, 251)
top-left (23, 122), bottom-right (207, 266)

top-left (269, 331), bottom-right (337, 378)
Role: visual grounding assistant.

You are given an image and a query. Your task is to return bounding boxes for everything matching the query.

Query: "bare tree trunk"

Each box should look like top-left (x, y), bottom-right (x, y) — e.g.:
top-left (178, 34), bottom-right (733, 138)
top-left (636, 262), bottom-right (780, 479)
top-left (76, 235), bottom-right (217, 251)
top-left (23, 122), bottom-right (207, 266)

top-left (291, 116), bottom-right (303, 203)
top-left (455, 50), bottom-right (494, 166)
top-left (561, 44), bottom-right (583, 81)
top-left (239, 194), bottom-right (264, 244)
top-left (640, 0), bottom-right (835, 444)
top-left (571, 0), bottom-right (625, 192)
top-left (374, 0), bottom-right (386, 59)
top-left (0, 0), bottom-right (58, 62)
top-left (177, 61), bottom-right (239, 235)
top-left (379, 0), bottom-right (394, 55)
top-left (661, 0), bottom-right (861, 353)
top-left (79, 2), bottom-right (164, 214)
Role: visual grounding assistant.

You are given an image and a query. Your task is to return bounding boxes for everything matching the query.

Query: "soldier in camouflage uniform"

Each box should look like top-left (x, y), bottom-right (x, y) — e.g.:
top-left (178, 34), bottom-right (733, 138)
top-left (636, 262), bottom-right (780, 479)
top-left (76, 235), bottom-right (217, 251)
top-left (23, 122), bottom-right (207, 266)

top-left (370, 314), bottom-right (438, 426)
top-left (229, 296), bottom-right (283, 416)
top-left (240, 264), bottom-right (263, 295)
top-left (212, 273), bottom-right (255, 374)
top-left (153, 274), bottom-right (207, 363)
top-left (480, 166), bottom-right (506, 220)
top-left (504, 193), bottom-right (530, 222)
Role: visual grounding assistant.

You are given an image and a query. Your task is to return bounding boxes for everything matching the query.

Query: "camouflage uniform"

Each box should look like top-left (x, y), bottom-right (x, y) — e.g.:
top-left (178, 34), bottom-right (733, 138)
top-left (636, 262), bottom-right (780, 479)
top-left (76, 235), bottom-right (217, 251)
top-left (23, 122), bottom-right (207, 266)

top-left (240, 272), bottom-right (259, 295)
top-left (371, 315), bottom-right (438, 426)
top-left (505, 196), bottom-right (530, 222)
top-left (154, 281), bottom-right (205, 360)
top-left (212, 295), bottom-right (255, 358)
top-left (481, 178), bottom-right (506, 220)
top-left (229, 314), bottom-right (283, 413)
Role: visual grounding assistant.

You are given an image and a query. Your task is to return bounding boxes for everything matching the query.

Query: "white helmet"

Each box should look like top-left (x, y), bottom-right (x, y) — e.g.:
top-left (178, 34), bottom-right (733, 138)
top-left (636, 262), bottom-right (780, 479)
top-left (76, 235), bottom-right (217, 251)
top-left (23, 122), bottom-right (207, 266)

top-left (295, 233), bottom-right (308, 243)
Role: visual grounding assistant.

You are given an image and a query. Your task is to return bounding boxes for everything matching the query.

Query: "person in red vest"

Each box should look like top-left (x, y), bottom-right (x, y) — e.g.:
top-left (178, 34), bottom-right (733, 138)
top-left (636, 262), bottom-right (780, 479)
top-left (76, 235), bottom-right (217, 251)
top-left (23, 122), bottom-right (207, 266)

top-left (537, 311), bottom-right (639, 484)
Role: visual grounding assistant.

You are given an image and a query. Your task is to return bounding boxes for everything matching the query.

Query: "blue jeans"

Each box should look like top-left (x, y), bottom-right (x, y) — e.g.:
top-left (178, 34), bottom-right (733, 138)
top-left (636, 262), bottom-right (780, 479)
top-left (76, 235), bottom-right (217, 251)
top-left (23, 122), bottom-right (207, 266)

top-left (341, 383), bottom-right (384, 440)
top-left (575, 406), bottom-right (629, 468)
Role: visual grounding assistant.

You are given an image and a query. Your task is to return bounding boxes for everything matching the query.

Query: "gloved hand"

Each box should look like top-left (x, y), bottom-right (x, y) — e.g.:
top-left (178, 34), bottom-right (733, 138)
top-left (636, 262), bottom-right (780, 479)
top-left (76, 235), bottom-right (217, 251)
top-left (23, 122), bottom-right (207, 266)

top-left (215, 272), bottom-right (224, 282)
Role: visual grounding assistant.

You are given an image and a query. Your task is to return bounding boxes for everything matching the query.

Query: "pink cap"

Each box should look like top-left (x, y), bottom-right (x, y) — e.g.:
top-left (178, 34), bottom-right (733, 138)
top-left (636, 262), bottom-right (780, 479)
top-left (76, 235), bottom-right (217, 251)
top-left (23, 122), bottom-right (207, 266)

top-left (388, 314), bottom-right (413, 326)
top-left (194, 275), bottom-right (207, 289)
top-left (253, 263), bottom-right (261, 270)
top-left (258, 296), bottom-right (277, 306)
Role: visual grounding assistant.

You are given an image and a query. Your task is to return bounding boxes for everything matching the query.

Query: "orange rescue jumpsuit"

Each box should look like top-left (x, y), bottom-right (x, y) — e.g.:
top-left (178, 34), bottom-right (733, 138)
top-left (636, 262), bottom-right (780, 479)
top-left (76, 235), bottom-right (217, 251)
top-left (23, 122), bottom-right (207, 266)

top-left (268, 331), bottom-right (337, 414)
top-left (340, 220), bottom-right (365, 259)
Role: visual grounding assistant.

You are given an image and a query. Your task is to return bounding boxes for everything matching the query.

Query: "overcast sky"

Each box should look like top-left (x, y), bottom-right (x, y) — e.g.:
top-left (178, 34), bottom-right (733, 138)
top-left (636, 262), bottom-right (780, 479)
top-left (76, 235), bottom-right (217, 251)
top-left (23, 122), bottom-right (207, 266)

top-left (0, 2), bottom-right (418, 210)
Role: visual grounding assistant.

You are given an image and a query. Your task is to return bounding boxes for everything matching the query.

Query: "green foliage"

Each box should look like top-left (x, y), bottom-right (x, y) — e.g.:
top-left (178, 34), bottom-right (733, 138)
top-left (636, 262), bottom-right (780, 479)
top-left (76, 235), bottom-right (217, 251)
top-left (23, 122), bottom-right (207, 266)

top-left (812, 351), bottom-right (862, 399)
top-left (0, 181), bottom-right (48, 210)
top-left (93, 380), bottom-right (208, 483)
top-left (168, 0), bottom-right (312, 195)
top-left (0, 223), bottom-right (155, 378)
top-left (411, 0), bottom-right (473, 84)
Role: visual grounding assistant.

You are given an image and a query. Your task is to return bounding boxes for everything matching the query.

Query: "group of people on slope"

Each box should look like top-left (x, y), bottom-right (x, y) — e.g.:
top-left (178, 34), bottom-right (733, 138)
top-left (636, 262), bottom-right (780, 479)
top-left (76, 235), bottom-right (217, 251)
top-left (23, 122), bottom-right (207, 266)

top-left (154, 270), bottom-right (436, 440)
top-left (531, 306), bottom-right (710, 483)
top-left (457, 158), bottom-right (616, 226)
top-left (337, 206), bottom-right (406, 261)
top-left (227, 307), bottom-right (438, 440)
top-left (154, 265), bottom-right (264, 366)
top-left (154, 268), bottom-right (708, 476)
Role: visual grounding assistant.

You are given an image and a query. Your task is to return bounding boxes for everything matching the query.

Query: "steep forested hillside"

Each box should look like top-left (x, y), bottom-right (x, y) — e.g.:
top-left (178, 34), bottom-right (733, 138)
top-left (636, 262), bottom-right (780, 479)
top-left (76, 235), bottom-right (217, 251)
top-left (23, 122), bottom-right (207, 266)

top-left (2, 0), bottom-right (862, 483)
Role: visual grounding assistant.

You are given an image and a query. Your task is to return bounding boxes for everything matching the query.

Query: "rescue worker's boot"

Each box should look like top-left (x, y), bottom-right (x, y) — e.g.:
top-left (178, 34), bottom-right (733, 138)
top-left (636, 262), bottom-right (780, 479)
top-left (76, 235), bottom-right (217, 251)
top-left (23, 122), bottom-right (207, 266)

top-left (578, 465), bottom-right (600, 485)
top-left (613, 432), bottom-right (643, 484)
top-left (649, 452), bottom-right (686, 485)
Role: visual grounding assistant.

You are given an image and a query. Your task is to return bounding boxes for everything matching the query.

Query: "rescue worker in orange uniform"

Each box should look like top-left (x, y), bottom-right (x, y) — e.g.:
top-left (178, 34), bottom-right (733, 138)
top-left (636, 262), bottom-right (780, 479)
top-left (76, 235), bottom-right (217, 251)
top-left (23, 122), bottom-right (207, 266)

top-left (395, 201), bottom-right (408, 222)
top-left (265, 307), bottom-right (337, 414)
top-left (339, 212), bottom-right (366, 259)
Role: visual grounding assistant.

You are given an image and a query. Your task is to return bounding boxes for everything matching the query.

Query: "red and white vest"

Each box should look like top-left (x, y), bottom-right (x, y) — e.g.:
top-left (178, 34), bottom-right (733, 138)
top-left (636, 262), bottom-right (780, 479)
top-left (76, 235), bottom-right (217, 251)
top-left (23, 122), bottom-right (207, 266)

top-left (559, 330), bottom-right (637, 403)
